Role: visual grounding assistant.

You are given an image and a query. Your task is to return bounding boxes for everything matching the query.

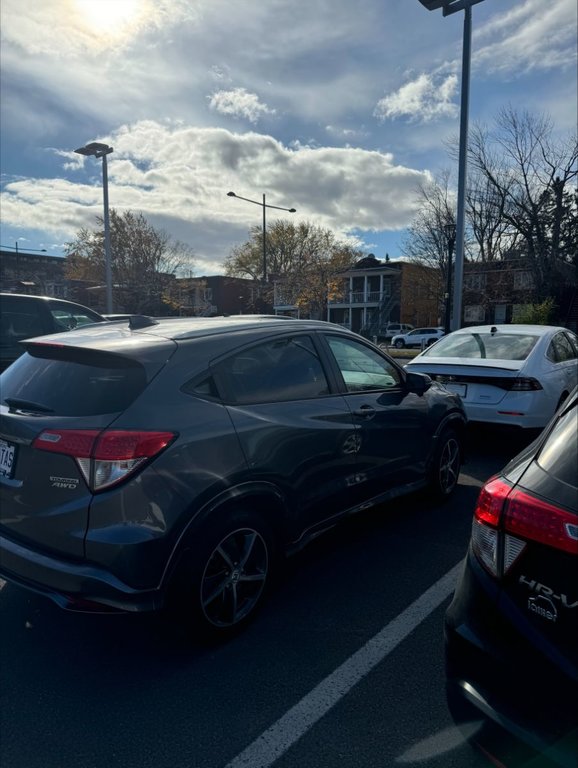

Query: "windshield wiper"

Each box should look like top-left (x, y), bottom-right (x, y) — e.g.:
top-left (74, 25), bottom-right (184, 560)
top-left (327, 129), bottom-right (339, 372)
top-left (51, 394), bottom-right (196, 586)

top-left (4, 398), bottom-right (55, 415)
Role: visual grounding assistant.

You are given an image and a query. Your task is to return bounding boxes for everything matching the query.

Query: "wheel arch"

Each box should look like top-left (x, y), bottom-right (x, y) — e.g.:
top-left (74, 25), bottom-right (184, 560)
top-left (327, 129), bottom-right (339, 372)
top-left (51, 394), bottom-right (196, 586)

top-left (160, 482), bottom-right (289, 593)
top-left (431, 413), bottom-right (467, 462)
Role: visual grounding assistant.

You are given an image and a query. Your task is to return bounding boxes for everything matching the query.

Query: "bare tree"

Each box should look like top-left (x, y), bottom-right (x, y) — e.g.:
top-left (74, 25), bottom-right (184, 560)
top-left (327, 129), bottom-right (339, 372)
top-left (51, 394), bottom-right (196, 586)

top-left (65, 210), bottom-right (196, 313)
top-left (400, 170), bottom-right (457, 311)
top-left (467, 107), bottom-right (578, 297)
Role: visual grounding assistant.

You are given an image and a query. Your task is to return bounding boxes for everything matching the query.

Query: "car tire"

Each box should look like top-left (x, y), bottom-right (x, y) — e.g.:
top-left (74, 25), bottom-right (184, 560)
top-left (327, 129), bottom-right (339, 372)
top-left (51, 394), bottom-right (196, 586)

top-left (169, 508), bottom-right (276, 642)
top-left (429, 428), bottom-right (461, 500)
top-left (394, 339), bottom-right (404, 349)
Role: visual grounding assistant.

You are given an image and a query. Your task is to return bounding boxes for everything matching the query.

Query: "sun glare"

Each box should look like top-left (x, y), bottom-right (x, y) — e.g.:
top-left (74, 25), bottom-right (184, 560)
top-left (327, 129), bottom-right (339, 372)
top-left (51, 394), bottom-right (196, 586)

top-left (74, 0), bottom-right (143, 36)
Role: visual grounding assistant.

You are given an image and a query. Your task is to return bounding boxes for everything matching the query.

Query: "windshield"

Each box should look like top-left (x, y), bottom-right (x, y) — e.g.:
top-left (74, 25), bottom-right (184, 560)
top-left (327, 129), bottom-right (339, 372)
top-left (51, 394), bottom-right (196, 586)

top-left (421, 332), bottom-right (539, 361)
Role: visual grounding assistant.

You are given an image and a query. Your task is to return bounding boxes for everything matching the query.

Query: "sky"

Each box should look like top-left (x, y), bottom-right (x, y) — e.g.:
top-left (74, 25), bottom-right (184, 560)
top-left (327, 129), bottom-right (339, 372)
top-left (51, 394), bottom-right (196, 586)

top-left (1, 0), bottom-right (576, 276)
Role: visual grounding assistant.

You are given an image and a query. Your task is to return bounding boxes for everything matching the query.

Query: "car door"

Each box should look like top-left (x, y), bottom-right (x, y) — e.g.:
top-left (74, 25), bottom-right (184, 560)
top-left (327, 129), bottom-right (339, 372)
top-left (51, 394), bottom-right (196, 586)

top-left (321, 333), bottom-right (432, 503)
top-left (213, 333), bottom-right (360, 542)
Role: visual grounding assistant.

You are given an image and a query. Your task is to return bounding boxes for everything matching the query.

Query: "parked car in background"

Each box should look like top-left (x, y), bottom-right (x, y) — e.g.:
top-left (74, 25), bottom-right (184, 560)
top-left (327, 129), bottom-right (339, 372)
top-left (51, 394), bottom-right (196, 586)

top-left (406, 324), bottom-right (578, 429)
top-left (0, 293), bottom-right (105, 372)
top-left (391, 327), bottom-right (445, 349)
top-left (445, 388), bottom-right (578, 767)
top-left (0, 316), bottom-right (466, 641)
top-left (378, 322), bottom-right (414, 342)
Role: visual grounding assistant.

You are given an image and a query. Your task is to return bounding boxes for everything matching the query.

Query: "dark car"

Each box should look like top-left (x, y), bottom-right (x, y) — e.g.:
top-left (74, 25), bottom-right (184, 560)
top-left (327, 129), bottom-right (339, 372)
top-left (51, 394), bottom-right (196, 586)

top-left (445, 389), bottom-right (578, 766)
top-left (0, 316), bottom-right (466, 641)
top-left (0, 293), bottom-right (105, 371)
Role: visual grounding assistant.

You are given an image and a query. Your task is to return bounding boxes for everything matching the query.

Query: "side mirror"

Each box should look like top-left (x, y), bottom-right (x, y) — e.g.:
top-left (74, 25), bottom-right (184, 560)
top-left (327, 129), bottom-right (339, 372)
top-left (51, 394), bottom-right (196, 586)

top-left (406, 371), bottom-right (432, 396)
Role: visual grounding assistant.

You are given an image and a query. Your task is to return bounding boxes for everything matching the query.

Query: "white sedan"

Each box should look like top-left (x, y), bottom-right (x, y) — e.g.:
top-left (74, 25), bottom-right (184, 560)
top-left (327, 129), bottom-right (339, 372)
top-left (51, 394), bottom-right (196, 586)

top-left (406, 324), bottom-right (578, 429)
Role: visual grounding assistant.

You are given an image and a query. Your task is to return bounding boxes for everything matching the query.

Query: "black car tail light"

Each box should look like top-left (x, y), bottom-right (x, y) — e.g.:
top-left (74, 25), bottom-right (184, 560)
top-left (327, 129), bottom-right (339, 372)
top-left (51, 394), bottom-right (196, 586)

top-left (507, 377), bottom-right (543, 391)
top-left (472, 476), bottom-right (578, 578)
top-left (33, 429), bottom-right (176, 491)
top-left (504, 489), bottom-right (578, 556)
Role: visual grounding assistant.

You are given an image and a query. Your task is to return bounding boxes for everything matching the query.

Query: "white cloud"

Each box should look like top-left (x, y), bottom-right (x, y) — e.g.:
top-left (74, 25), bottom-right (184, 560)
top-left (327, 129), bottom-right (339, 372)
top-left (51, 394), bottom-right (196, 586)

top-left (1, 121), bottom-right (432, 269)
top-left (374, 74), bottom-right (459, 124)
top-left (208, 88), bottom-right (275, 124)
top-left (474, 0), bottom-right (577, 75)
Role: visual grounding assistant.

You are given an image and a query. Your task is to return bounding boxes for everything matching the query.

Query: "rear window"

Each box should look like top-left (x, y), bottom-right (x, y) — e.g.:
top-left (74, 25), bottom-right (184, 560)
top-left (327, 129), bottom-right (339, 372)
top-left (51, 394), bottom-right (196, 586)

top-left (537, 405), bottom-right (578, 488)
top-left (422, 332), bottom-right (539, 361)
top-left (0, 346), bottom-right (147, 416)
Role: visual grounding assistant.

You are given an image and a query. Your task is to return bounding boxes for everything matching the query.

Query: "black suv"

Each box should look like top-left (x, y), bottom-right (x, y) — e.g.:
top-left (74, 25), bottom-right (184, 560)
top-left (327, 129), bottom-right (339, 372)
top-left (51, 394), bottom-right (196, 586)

top-left (0, 316), bottom-right (466, 640)
top-left (445, 389), bottom-right (577, 766)
top-left (0, 293), bottom-right (105, 371)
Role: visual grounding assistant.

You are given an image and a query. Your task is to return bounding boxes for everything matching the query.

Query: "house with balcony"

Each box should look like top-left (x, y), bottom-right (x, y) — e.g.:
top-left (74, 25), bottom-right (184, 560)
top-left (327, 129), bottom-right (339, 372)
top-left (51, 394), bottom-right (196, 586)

top-left (325, 255), bottom-right (441, 337)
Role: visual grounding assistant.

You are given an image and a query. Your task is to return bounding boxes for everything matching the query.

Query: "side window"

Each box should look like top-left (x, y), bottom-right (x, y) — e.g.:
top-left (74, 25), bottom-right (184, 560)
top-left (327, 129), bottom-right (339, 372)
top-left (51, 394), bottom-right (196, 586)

top-left (0, 301), bottom-right (46, 343)
top-left (549, 333), bottom-right (576, 363)
top-left (48, 302), bottom-right (101, 331)
top-left (216, 335), bottom-right (329, 404)
top-left (182, 374), bottom-right (221, 401)
top-left (563, 332), bottom-right (578, 359)
top-left (327, 336), bottom-right (401, 392)
top-left (50, 309), bottom-right (80, 331)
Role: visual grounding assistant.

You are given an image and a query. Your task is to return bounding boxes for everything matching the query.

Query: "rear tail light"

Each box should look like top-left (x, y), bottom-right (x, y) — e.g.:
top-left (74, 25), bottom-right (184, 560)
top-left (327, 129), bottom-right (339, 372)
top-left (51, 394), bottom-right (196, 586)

top-left (33, 429), bottom-right (176, 491)
top-left (472, 476), bottom-right (578, 578)
top-left (430, 375), bottom-right (542, 391)
top-left (508, 377), bottom-right (542, 391)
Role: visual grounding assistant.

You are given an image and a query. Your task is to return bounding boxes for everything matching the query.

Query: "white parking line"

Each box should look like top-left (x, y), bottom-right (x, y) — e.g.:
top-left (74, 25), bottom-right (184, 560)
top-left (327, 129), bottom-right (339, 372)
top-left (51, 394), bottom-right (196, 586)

top-left (224, 562), bottom-right (462, 768)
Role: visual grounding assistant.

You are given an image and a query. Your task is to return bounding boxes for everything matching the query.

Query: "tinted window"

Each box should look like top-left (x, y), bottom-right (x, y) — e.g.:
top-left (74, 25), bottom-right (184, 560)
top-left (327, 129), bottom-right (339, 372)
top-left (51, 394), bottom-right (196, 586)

top-left (327, 336), bottom-right (400, 392)
top-left (537, 405), bottom-right (578, 488)
top-left (216, 335), bottom-right (328, 404)
top-left (0, 307), bottom-right (46, 342)
top-left (547, 333), bottom-right (577, 363)
top-left (183, 374), bottom-right (220, 400)
top-left (0, 347), bottom-right (147, 416)
top-left (423, 332), bottom-right (539, 361)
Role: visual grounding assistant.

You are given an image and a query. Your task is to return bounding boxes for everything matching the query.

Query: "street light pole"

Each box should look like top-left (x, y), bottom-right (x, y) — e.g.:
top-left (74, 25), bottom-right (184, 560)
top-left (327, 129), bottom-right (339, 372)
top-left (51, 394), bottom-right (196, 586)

top-left (227, 191), bottom-right (296, 282)
top-left (262, 193), bottom-right (267, 282)
top-left (418, 0), bottom-right (485, 329)
top-left (74, 141), bottom-right (114, 313)
top-left (444, 223), bottom-right (456, 335)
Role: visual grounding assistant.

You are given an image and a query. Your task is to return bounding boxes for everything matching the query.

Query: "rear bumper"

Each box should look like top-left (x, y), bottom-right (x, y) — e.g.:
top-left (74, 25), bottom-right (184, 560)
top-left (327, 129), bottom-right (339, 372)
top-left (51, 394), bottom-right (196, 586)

top-left (464, 395), bottom-right (550, 429)
top-left (445, 555), bottom-right (578, 767)
top-left (0, 532), bottom-right (161, 612)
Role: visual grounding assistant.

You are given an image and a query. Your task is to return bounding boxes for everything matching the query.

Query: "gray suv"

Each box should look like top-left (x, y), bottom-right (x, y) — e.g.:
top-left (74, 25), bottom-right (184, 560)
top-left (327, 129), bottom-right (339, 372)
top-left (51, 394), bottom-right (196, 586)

top-left (0, 316), bottom-right (466, 640)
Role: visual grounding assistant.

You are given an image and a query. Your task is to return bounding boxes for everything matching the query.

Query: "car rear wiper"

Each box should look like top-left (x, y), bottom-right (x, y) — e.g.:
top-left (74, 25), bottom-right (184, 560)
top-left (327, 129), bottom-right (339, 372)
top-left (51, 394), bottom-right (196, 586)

top-left (4, 398), bottom-right (55, 414)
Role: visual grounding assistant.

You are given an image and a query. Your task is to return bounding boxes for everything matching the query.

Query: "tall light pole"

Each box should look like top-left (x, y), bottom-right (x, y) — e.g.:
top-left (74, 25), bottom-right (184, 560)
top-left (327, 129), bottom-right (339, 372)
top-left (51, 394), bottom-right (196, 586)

top-left (74, 141), bottom-right (114, 313)
top-left (444, 223), bottom-right (456, 335)
top-left (418, 0), bottom-right (485, 329)
top-left (227, 191), bottom-right (296, 282)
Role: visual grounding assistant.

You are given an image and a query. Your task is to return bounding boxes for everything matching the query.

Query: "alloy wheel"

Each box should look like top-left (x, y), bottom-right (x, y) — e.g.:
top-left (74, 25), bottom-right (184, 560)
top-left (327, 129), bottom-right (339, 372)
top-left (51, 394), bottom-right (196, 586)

top-left (438, 436), bottom-right (460, 495)
top-left (200, 527), bottom-right (268, 627)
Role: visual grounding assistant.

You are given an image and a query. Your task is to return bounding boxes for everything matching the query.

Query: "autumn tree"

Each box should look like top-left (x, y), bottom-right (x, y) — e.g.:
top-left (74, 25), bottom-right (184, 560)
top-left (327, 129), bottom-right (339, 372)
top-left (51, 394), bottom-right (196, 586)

top-left (65, 209), bottom-right (196, 313)
top-left (224, 220), bottom-right (362, 318)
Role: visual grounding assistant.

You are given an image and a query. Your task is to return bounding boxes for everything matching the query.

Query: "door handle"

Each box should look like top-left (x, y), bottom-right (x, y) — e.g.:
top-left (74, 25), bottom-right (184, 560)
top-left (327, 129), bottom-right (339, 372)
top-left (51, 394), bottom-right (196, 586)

top-left (352, 405), bottom-right (376, 419)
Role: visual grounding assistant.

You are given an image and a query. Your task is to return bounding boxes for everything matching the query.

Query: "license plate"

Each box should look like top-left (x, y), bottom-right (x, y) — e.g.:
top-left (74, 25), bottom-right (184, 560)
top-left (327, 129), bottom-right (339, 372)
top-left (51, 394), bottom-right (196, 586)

top-left (0, 439), bottom-right (16, 478)
top-left (445, 382), bottom-right (467, 398)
